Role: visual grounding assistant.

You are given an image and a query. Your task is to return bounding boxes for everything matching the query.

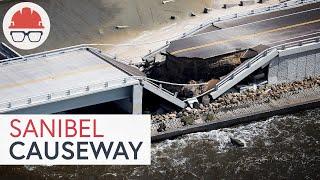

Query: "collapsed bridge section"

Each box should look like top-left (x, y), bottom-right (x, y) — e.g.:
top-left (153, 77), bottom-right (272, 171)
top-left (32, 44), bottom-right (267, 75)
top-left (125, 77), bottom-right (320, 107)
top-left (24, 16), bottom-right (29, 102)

top-left (165, 2), bottom-right (320, 82)
top-left (139, 1), bottom-right (320, 106)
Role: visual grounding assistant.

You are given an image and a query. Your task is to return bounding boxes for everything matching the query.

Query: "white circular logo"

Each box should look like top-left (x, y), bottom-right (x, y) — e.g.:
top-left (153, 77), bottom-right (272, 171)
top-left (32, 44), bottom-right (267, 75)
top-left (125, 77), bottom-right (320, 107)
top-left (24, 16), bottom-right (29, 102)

top-left (2, 2), bottom-right (50, 50)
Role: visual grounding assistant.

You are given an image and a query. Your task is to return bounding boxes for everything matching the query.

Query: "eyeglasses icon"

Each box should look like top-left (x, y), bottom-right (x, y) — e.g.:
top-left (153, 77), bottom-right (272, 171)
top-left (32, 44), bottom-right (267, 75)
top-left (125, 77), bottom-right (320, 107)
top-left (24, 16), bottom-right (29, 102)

top-left (10, 31), bottom-right (43, 42)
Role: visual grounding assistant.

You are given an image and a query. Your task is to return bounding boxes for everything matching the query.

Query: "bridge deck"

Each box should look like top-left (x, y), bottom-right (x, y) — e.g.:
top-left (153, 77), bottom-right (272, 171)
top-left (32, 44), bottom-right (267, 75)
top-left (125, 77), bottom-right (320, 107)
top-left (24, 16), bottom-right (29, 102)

top-left (167, 2), bottom-right (320, 59)
top-left (0, 48), bottom-right (133, 104)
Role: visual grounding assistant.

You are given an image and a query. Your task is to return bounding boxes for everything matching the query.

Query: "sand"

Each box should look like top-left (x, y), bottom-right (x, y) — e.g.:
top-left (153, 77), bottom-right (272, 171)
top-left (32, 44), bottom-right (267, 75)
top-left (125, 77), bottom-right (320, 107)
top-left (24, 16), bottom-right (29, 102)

top-left (0, 0), bottom-right (279, 62)
top-left (0, 0), bottom-right (212, 54)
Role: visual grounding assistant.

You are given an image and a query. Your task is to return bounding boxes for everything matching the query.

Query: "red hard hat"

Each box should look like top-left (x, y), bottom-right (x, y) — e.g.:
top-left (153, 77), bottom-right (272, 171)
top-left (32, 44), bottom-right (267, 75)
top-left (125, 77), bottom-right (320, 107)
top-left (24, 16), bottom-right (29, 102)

top-left (9, 7), bottom-right (44, 29)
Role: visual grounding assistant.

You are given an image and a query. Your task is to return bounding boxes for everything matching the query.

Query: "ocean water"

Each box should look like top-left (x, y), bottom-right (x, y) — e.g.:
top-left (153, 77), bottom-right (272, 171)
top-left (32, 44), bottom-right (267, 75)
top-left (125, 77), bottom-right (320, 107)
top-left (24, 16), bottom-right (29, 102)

top-left (1, 108), bottom-right (320, 179)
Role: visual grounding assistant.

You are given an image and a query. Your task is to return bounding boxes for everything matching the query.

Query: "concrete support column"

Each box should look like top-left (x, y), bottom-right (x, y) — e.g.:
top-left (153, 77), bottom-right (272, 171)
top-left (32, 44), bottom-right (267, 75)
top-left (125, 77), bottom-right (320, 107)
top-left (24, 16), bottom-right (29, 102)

top-left (132, 85), bottom-right (143, 114)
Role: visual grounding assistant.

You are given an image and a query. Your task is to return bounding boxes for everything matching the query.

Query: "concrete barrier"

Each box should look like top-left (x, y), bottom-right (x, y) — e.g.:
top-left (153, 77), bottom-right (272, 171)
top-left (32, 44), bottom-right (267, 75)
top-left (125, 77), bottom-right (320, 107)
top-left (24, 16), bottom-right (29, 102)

top-left (257, 0), bottom-right (268, 3)
top-left (239, 0), bottom-right (256, 6)
top-left (222, 4), bottom-right (239, 9)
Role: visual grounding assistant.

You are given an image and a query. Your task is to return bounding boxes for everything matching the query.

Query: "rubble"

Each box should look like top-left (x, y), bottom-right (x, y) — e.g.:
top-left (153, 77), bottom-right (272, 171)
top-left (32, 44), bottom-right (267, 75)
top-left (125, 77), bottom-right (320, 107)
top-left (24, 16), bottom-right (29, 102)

top-left (151, 76), bottom-right (320, 133)
top-left (115, 25), bottom-right (130, 29)
top-left (230, 137), bottom-right (245, 147)
top-left (162, 0), bottom-right (175, 4)
top-left (203, 7), bottom-right (212, 13)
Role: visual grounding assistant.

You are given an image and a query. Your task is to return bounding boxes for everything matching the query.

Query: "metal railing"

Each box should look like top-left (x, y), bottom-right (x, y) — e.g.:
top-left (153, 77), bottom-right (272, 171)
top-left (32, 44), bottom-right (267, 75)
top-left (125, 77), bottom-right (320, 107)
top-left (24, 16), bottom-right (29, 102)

top-left (0, 44), bottom-right (116, 65)
top-left (142, 0), bottom-right (320, 61)
top-left (142, 79), bottom-right (177, 97)
top-left (0, 77), bottom-right (139, 113)
top-left (0, 74), bottom-right (188, 112)
top-left (0, 42), bottom-right (21, 58)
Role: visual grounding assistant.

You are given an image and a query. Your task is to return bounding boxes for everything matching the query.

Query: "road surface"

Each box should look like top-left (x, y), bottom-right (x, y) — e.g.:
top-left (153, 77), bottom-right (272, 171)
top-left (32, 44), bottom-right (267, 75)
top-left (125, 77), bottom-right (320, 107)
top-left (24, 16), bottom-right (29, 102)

top-left (167, 2), bottom-right (320, 59)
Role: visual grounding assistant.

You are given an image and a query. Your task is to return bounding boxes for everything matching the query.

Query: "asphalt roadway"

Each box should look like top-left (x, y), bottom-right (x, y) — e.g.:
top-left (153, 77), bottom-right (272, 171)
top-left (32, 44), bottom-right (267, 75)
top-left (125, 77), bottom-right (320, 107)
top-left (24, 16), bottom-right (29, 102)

top-left (166, 2), bottom-right (320, 59)
top-left (0, 48), bottom-right (133, 107)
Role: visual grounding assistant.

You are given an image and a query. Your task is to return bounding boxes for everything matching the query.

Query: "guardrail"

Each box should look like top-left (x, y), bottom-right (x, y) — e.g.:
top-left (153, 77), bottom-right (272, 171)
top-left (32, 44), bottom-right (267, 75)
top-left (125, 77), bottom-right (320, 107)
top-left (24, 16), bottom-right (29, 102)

top-left (0, 42), bottom-right (21, 58)
top-left (188, 36), bottom-right (320, 100)
top-left (0, 44), bottom-right (115, 65)
top-left (142, 79), bottom-right (178, 97)
top-left (0, 73), bottom-right (187, 112)
top-left (142, 0), bottom-right (320, 62)
top-left (0, 77), bottom-right (139, 113)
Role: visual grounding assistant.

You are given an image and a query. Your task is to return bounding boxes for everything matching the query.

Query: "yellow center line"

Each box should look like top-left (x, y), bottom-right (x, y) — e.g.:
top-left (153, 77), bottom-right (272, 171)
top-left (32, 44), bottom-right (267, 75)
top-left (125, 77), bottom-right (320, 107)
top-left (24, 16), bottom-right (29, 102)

top-left (0, 64), bottom-right (111, 90)
top-left (171, 19), bottom-right (320, 55)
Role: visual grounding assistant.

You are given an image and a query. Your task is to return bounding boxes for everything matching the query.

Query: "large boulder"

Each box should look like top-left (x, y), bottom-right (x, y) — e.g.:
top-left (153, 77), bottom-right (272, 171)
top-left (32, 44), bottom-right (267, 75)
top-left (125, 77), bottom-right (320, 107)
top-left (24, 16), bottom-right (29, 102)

top-left (180, 80), bottom-right (202, 98)
top-left (204, 79), bottom-right (220, 91)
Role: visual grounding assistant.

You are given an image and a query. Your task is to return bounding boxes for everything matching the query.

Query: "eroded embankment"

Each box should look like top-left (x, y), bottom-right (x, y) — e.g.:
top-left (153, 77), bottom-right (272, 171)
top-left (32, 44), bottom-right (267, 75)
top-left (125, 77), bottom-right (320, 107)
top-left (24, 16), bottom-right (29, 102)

top-left (151, 76), bottom-right (320, 141)
top-left (144, 51), bottom-right (259, 100)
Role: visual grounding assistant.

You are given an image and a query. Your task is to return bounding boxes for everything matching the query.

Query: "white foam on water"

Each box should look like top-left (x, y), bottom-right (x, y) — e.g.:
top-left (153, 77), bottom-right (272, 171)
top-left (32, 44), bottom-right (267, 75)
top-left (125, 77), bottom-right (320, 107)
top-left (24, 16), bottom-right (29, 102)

top-left (24, 165), bottom-right (37, 171)
top-left (151, 110), bottom-right (320, 173)
top-left (152, 115), bottom-right (301, 157)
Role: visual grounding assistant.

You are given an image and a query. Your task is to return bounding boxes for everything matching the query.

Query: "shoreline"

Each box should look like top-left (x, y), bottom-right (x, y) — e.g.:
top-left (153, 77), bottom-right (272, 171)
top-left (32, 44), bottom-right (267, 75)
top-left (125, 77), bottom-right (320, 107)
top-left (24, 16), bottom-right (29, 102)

top-left (151, 76), bottom-right (320, 142)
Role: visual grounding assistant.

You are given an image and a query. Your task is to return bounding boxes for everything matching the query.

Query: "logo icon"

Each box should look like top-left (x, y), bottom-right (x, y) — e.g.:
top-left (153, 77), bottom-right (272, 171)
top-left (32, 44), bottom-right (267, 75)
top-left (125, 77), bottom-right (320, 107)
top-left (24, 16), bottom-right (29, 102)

top-left (3, 2), bottom-right (50, 50)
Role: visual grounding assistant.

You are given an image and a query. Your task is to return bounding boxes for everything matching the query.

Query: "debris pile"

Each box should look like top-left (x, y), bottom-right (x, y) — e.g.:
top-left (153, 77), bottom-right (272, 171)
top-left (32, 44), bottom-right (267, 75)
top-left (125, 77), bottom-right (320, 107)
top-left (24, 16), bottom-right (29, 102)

top-left (151, 76), bottom-right (320, 133)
